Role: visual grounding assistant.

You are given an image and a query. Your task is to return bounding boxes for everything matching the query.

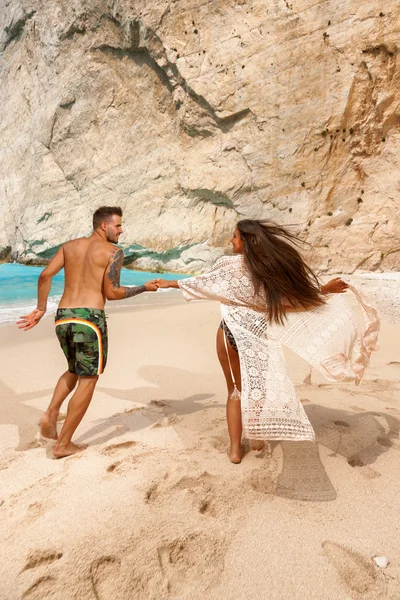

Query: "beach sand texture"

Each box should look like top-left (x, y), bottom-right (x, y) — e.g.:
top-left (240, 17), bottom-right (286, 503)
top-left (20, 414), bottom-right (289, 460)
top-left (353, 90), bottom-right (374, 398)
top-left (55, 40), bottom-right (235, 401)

top-left (0, 291), bottom-right (399, 599)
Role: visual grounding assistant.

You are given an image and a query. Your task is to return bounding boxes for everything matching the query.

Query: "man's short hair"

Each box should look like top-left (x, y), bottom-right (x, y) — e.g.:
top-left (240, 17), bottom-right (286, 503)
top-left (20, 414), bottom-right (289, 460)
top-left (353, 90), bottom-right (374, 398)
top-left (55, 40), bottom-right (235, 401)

top-left (93, 206), bottom-right (123, 229)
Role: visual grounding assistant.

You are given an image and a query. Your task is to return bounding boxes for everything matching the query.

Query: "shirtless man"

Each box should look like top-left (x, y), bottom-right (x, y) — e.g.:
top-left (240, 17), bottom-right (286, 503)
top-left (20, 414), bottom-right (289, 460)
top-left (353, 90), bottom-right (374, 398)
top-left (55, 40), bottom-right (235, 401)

top-left (17, 206), bottom-right (158, 458)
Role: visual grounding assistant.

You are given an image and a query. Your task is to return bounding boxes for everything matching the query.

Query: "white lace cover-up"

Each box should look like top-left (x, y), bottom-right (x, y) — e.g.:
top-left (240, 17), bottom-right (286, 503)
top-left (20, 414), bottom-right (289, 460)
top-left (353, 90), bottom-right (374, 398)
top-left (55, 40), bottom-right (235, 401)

top-left (178, 255), bottom-right (379, 442)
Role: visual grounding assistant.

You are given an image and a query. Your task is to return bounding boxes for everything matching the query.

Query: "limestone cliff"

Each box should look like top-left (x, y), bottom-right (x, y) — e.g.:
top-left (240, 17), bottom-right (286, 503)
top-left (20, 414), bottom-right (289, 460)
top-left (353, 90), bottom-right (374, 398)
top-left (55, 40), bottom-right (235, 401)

top-left (0, 0), bottom-right (399, 273)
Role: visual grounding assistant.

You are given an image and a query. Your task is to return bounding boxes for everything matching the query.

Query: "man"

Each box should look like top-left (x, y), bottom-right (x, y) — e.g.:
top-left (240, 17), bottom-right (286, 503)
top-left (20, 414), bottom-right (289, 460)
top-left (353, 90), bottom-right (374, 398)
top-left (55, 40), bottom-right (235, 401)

top-left (17, 206), bottom-right (158, 458)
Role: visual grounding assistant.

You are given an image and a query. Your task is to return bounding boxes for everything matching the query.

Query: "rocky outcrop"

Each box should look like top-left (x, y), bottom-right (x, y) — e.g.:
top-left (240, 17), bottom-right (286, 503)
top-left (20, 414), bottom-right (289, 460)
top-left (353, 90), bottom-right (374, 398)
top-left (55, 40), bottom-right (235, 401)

top-left (0, 0), bottom-right (399, 273)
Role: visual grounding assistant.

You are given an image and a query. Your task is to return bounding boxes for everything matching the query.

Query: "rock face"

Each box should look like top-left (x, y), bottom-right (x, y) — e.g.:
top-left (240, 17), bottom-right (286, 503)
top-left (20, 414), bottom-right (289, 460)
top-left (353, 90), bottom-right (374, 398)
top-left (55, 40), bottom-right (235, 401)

top-left (0, 0), bottom-right (399, 273)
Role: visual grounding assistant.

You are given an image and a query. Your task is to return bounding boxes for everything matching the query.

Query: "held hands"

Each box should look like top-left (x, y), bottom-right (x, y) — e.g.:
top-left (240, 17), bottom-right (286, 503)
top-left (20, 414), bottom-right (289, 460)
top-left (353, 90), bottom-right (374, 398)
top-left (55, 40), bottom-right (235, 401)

top-left (16, 308), bottom-right (46, 331)
top-left (144, 279), bottom-right (173, 291)
top-left (321, 278), bottom-right (348, 294)
top-left (155, 279), bottom-right (171, 289)
top-left (145, 279), bottom-right (160, 292)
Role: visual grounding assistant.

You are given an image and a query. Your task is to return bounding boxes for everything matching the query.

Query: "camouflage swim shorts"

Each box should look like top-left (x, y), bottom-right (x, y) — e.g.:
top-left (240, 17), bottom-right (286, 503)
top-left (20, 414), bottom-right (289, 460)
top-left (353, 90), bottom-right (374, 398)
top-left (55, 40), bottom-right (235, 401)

top-left (55, 308), bottom-right (108, 377)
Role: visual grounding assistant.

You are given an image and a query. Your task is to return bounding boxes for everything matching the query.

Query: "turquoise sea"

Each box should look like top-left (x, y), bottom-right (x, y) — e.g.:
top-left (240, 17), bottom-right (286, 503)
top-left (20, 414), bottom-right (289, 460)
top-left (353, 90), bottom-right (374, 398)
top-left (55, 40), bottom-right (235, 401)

top-left (0, 263), bottom-right (187, 323)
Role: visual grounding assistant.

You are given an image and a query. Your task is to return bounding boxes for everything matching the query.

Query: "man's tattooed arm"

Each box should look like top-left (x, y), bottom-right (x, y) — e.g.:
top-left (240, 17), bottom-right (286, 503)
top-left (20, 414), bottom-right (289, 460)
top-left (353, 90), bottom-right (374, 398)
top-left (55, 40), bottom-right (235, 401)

top-left (124, 284), bottom-right (146, 298)
top-left (105, 249), bottom-right (158, 300)
top-left (107, 249), bottom-right (124, 289)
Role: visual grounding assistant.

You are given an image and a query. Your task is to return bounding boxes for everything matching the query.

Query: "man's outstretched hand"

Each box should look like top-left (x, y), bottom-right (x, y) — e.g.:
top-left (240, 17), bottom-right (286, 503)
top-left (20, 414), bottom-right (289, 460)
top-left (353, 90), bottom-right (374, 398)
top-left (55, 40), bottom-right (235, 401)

top-left (145, 279), bottom-right (160, 292)
top-left (16, 308), bottom-right (46, 331)
top-left (321, 278), bottom-right (348, 294)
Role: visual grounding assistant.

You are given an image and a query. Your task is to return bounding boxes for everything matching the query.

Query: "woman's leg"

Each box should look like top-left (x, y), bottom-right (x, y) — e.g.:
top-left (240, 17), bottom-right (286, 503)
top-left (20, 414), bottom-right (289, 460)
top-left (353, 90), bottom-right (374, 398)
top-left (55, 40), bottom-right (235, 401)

top-left (216, 327), bottom-right (243, 463)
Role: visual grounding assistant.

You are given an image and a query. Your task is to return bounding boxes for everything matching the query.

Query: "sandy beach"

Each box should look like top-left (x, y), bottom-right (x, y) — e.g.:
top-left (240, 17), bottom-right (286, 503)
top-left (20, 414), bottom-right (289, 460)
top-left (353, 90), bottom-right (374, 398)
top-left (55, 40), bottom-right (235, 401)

top-left (1, 287), bottom-right (400, 599)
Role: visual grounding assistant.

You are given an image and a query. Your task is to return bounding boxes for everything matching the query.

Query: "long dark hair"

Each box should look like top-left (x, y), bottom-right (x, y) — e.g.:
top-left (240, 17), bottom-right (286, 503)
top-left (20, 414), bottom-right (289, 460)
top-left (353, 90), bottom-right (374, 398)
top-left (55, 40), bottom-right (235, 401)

top-left (236, 219), bottom-right (325, 324)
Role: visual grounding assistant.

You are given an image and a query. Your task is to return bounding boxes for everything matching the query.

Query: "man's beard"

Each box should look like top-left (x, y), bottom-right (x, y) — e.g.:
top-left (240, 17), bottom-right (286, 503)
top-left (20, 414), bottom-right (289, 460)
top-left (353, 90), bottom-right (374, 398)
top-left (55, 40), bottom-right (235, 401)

top-left (106, 232), bottom-right (118, 243)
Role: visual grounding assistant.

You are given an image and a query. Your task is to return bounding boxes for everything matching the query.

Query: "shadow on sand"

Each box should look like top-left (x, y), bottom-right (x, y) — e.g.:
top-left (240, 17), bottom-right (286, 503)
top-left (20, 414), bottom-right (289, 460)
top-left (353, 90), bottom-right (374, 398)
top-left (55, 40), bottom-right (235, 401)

top-left (273, 403), bottom-right (399, 502)
top-left (0, 379), bottom-right (54, 451)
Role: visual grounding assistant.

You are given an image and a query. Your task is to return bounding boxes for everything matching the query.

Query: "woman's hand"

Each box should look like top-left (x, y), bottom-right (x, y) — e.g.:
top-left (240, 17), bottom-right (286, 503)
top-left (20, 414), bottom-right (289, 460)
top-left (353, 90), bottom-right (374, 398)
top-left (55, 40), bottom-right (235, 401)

top-left (321, 278), bottom-right (348, 294)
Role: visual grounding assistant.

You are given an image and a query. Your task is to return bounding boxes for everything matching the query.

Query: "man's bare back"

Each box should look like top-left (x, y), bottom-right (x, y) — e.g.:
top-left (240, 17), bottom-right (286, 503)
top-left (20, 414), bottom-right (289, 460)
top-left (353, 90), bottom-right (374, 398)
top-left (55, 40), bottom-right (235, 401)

top-left (60, 236), bottom-right (116, 310)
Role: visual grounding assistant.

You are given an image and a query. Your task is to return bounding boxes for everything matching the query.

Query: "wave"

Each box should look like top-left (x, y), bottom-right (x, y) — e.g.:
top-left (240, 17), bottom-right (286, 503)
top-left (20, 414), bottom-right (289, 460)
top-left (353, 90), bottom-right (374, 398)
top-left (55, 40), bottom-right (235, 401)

top-left (0, 288), bottom-right (180, 325)
top-left (0, 296), bottom-right (62, 325)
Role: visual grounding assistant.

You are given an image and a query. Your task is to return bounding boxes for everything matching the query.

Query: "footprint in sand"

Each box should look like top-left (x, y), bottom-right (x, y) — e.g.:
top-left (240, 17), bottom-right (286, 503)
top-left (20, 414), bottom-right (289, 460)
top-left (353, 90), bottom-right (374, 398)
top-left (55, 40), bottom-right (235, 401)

top-left (322, 541), bottom-right (385, 595)
top-left (145, 472), bottom-right (219, 517)
top-left (90, 557), bottom-right (121, 600)
top-left (22, 549), bottom-right (63, 572)
top-left (102, 441), bottom-right (136, 455)
top-left (157, 533), bottom-right (225, 596)
top-left (151, 414), bottom-right (181, 428)
top-left (347, 456), bottom-right (365, 467)
top-left (173, 472), bottom-right (218, 517)
top-left (145, 481), bottom-right (160, 503)
top-left (335, 420), bottom-right (350, 429)
top-left (208, 435), bottom-right (229, 452)
top-left (360, 466), bottom-right (381, 480)
top-left (0, 451), bottom-right (19, 471)
top-left (377, 436), bottom-right (393, 448)
top-left (103, 442), bottom-right (146, 475)
top-left (22, 576), bottom-right (57, 599)
top-left (106, 461), bottom-right (129, 474)
top-left (150, 400), bottom-right (169, 407)
top-left (249, 468), bottom-right (276, 495)
top-left (198, 497), bottom-right (214, 515)
top-left (23, 501), bottom-right (50, 526)
top-left (144, 471), bottom-right (169, 503)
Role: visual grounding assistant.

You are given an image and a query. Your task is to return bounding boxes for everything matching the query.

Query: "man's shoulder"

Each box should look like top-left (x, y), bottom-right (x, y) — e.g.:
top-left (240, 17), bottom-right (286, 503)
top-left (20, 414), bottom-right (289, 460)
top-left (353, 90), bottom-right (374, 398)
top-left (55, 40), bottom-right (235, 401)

top-left (106, 243), bottom-right (123, 258)
top-left (63, 237), bottom-right (119, 263)
top-left (63, 236), bottom-right (85, 247)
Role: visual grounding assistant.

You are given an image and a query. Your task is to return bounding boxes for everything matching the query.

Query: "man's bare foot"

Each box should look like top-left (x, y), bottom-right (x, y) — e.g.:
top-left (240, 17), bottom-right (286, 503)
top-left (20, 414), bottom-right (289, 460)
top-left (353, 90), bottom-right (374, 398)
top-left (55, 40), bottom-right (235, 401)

top-left (39, 415), bottom-right (58, 440)
top-left (228, 445), bottom-right (244, 464)
top-left (53, 442), bottom-right (88, 459)
top-left (249, 439), bottom-right (265, 451)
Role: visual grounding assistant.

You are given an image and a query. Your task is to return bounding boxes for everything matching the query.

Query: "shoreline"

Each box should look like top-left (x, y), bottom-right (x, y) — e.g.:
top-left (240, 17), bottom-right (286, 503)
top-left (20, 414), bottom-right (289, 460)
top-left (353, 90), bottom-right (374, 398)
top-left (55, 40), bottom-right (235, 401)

top-left (2, 271), bottom-right (399, 326)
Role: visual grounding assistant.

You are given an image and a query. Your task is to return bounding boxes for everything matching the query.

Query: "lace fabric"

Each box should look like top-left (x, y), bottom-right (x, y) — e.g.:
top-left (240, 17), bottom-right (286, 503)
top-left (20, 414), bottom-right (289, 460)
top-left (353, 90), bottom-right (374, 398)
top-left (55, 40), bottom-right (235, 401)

top-left (178, 255), bottom-right (380, 441)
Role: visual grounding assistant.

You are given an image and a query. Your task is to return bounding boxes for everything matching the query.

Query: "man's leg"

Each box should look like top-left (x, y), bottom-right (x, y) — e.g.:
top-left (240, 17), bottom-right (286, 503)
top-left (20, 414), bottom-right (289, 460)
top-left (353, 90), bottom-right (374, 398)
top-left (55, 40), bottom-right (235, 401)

top-left (53, 375), bottom-right (98, 458)
top-left (40, 371), bottom-right (78, 439)
top-left (216, 327), bottom-right (243, 463)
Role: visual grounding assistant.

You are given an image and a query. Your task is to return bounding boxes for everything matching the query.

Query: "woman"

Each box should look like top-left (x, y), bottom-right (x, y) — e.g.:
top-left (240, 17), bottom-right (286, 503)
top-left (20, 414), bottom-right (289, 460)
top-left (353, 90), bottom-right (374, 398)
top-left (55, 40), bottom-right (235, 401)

top-left (157, 220), bottom-right (379, 464)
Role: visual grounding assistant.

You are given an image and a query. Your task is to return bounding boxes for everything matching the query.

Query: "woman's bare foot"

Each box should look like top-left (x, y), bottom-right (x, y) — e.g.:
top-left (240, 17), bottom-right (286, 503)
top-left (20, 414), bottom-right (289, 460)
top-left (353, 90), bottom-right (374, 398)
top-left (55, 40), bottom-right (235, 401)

top-left (53, 442), bottom-right (88, 459)
top-left (249, 439), bottom-right (265, 451)
top-left (39, 414), bottom-right (58, 440)
top-left (228, 445), bottom-right (244, 464)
